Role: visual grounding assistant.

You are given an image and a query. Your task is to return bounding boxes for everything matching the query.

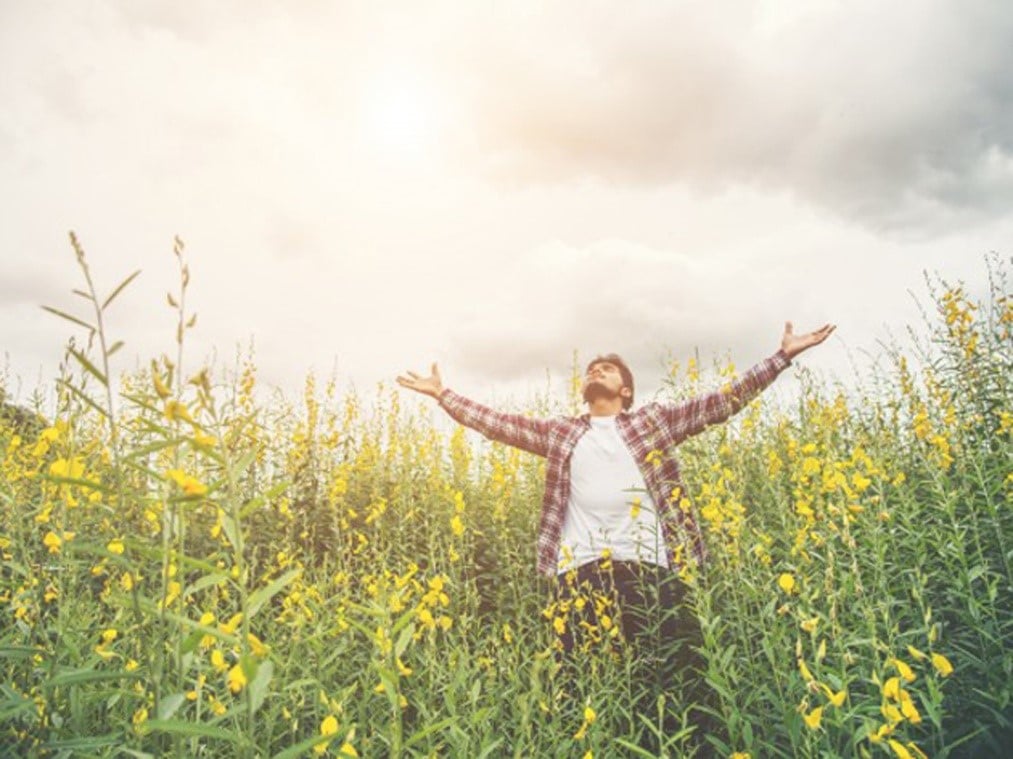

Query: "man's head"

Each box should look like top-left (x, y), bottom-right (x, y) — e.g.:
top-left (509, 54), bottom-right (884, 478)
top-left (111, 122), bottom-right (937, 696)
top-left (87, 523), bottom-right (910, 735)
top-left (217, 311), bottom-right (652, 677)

top-left (583, 353), bottom-right (634, 410)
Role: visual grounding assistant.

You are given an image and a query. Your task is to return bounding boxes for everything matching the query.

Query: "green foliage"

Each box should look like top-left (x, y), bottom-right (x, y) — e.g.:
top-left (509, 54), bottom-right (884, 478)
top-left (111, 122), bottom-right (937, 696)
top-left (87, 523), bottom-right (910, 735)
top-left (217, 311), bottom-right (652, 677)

top-left (0, 242), bottom-right (1010, 758)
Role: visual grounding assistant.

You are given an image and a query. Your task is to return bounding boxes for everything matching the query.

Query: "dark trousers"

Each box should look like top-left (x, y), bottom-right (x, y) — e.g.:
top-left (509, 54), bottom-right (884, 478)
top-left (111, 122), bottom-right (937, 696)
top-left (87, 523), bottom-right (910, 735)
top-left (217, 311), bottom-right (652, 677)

top-left (552, 559), bottom-right (713, 754)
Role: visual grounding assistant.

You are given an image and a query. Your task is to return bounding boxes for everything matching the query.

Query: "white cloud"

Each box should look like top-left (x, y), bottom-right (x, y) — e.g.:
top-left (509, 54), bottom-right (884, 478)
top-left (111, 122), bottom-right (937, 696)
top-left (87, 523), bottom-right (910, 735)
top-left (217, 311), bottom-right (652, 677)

top-left (0, 1), bottom-right (1008, 411)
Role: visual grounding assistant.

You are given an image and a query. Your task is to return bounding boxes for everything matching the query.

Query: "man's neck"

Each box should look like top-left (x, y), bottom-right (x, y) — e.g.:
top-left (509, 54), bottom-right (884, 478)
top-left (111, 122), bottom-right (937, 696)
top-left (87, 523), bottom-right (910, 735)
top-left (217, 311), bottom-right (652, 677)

top-left (587, 399), bottom-right (624, 416)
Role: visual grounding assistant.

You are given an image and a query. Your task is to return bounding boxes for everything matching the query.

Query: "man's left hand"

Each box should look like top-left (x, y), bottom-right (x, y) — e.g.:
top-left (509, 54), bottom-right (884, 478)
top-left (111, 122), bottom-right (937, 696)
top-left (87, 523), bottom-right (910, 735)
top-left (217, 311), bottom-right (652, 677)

top-left (781, 321), bottom-right (835, 359)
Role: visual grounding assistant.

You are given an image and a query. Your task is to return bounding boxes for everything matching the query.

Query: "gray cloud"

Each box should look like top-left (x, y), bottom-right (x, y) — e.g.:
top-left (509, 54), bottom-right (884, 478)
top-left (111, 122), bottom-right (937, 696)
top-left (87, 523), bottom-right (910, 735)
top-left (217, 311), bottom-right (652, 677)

top-left (448, 240), bottom-right (788, 392)
top-left (459, 1), bottom-right (1013, 234)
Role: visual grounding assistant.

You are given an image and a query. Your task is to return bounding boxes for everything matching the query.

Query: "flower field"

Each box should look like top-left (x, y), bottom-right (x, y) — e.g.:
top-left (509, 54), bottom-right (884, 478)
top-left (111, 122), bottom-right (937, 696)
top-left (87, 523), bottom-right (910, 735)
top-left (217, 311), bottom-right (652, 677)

top-left (1, 241), bottom-right (1010, 758)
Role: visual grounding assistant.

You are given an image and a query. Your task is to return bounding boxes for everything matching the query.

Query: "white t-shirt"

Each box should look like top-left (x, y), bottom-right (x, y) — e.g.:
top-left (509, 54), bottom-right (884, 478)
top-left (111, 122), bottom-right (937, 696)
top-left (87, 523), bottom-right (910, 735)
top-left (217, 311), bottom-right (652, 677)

top-left (556, 415), bottom-right (669, 573)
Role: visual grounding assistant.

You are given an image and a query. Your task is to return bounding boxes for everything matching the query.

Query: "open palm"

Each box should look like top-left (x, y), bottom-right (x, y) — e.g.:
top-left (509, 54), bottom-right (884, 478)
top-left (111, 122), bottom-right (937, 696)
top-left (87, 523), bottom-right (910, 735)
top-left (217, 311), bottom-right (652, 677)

top-left (782, 322), bottom-right (835, 359)
top-left (396, 363), bottom-right (444, 398)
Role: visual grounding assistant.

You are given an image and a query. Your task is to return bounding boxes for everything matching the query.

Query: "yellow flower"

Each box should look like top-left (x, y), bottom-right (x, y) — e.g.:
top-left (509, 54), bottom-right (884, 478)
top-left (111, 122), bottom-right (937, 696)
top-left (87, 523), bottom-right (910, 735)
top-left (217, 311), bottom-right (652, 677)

top-left (227, 662), bottom-right (247, 693)
top-left (629, 497), bottom-right (642, 519)
top-left (450, 515), bottom-right (464, 537)
top-left (890, 658), bottom-right (916, 683)
top-left (906, 644), bottom-right (927, 661)
top-left (931, 652), bottom-right (954, 677)
top-left (803, 706), bottom-right (823, 730)
top-left (869, 723), bottom-right (893, 744)
top-left (883, 676), bottom-right (901, 701)
top-left (107, 538), bottom-right (125, 555)
top-left (210, 649), bottom-right (227, 672)
top-left (881, 703), bottom-right (903, 725)
top-left (247, 633), bottom-right (268, 657)
top-left (800, 616), bottom-right (819, 633)
top-left (583, 705), bottom-right (596, 724)
top-left (798, 658), bottom-right (815, 683)
top-left (778, 573), bottom-right (796, 594)
top-left (887, 739), bottom-right (913, 759)
top-left (101, 628), bottom-right (118, 644)
top-left (820, 684), bottom-right (846, 707)
top-left (132, 707), bottom-right (148, 727)
top-left (164, 469), bottom-right (208, 497)
top-left (49, 457), bottom-right (86, 479)
top-left (43, 531), bottom-right (62, 554)
top-left (314, 715), bottom-right (339, 755)
top-left (339, 743), bottom-right (359, 757)
top-left (730, 754), bottom-right (751, 759)
top-left (164, 400), bottom-right (194, 423)
top-left (152, 367), bottom-right (171, 399)
top-left (899, 692), bottom-right (921, 724)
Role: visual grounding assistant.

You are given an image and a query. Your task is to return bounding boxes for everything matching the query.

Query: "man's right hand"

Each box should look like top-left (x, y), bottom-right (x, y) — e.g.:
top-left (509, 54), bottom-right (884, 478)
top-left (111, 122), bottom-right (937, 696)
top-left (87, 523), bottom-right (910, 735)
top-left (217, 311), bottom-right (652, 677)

top-left (396, 363), bottom-right (444, 399)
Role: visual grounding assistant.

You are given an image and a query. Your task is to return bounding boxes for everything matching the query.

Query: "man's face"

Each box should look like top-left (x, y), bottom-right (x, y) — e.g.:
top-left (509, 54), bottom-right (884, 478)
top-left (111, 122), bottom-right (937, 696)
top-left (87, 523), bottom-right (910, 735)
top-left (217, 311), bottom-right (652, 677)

top-left (582, 361), bottom-right (630, 406)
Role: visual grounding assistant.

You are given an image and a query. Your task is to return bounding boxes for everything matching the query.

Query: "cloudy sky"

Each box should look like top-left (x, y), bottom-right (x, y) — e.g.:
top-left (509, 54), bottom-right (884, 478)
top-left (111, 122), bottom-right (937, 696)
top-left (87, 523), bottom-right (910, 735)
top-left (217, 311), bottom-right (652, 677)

top-left (2, 0), bottom-right (1011, 410)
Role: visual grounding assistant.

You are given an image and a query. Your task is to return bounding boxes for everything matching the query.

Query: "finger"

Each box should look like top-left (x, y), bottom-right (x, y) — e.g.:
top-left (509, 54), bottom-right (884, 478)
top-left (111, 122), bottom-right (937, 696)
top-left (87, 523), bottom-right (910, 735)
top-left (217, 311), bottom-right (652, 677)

top-left (407, 371), bottom-right (420, 379)
top-left (784, 321), bottom-right (794, 336)
top-left (432, 362), bottom-right (440, 379)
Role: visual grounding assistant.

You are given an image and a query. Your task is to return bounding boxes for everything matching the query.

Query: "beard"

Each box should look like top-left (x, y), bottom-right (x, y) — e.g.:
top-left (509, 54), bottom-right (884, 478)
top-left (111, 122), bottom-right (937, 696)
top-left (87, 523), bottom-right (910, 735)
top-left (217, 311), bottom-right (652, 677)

top-left (583, 381), bottom-right (621, 405)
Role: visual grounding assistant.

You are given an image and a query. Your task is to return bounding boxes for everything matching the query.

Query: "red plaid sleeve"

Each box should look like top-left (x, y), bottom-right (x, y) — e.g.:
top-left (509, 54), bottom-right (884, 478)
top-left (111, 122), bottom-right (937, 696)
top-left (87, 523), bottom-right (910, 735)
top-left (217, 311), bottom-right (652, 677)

top-left (661, 350), bottom-right (791, 442)
top-left (438, 389), bottom-right (552, 458)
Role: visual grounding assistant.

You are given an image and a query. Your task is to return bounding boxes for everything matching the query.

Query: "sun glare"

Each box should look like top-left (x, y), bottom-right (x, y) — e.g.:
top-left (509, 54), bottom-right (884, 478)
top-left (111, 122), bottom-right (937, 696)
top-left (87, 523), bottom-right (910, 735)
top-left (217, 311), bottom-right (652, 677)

top-left (361, 75), bottom-right (443, 158)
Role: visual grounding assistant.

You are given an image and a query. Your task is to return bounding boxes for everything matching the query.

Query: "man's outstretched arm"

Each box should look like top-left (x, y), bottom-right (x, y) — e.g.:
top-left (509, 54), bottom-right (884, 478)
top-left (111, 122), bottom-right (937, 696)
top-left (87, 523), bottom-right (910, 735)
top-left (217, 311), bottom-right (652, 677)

top-left (661, 321), bottom-right (835, 441)
top-left (397, 363), bottom-right (552, 458)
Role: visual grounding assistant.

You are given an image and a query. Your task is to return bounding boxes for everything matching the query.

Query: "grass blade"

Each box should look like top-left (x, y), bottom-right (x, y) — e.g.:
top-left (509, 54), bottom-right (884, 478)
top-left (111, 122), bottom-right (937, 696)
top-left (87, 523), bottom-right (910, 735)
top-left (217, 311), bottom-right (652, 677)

top-left (41, 304), bottom-right (95, 333)
top-left (101, 269), bottom-right (141, 310)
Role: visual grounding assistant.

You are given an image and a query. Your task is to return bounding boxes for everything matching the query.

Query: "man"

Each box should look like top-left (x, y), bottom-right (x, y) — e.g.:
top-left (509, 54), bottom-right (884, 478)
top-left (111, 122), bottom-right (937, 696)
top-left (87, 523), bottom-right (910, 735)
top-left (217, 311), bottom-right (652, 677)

top-left (396, 321), bottom-right (835, 745)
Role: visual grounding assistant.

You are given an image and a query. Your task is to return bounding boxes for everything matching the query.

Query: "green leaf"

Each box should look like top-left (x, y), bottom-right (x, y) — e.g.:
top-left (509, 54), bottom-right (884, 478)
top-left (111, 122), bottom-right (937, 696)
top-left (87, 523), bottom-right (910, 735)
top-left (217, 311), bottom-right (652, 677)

top-left (239, 479), bottom-right (291, 518)
top-left (219, 511), bottom-right (239, 551)
top-left (184, 570), bottom-right (232, 599)
top-left (69, 346), bottom-right (108, 386)
top-left (270, 732), bottom-right (339, 759)
top-left (156, 692), bottom-right (187, 721)
top-left (405, 716), bottom-right (457, 749)
top-left (0, 646), bottom-right (44, 660)
top-left (394, 618), bottom-right (415, 659)
top-left (58, 379), bottom-right (110, 419)
top-left (41, 474), bottom-right (111, 493)
top-left (376, 665), bottom-right (399, 710)
top-left (248, 568), bottom-right (302, 620)
top-left (124, 437), bottom-right (188, 461)
top-left (106, 339), bottom-right (125, 357)
top-left (43, 733), bottom-right (121, 750)
top-left (41, 305), bottom-right (95, 333)
top-left (612, 738), bottom-right (658, 758)
top-left (0, 691), bottom-right (35, 721)
top-left (142, 718), bottom-right (240, 743)
top-left (392, 606), bottom-right (417, 637)
top-left (101, 269), bottom-right (142, 310)
top-left (249, 658), bottom-right (273, 715)
top-left (228, 450), bottom-right (259, 480)
top-left (46, 668), bottom-right (143, 687)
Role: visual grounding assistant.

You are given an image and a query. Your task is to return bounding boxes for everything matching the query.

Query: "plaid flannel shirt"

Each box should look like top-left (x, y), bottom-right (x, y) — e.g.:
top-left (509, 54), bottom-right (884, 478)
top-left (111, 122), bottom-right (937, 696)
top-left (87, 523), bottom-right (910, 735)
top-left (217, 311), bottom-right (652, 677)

top-left (438, 350), bottom-right (792, 576)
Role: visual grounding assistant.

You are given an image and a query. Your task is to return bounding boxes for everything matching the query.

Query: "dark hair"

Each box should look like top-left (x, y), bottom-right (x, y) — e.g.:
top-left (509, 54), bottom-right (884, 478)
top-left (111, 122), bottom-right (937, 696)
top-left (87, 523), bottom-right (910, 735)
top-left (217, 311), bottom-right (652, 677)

top-left (585, 353), bottom-right (635, 410)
